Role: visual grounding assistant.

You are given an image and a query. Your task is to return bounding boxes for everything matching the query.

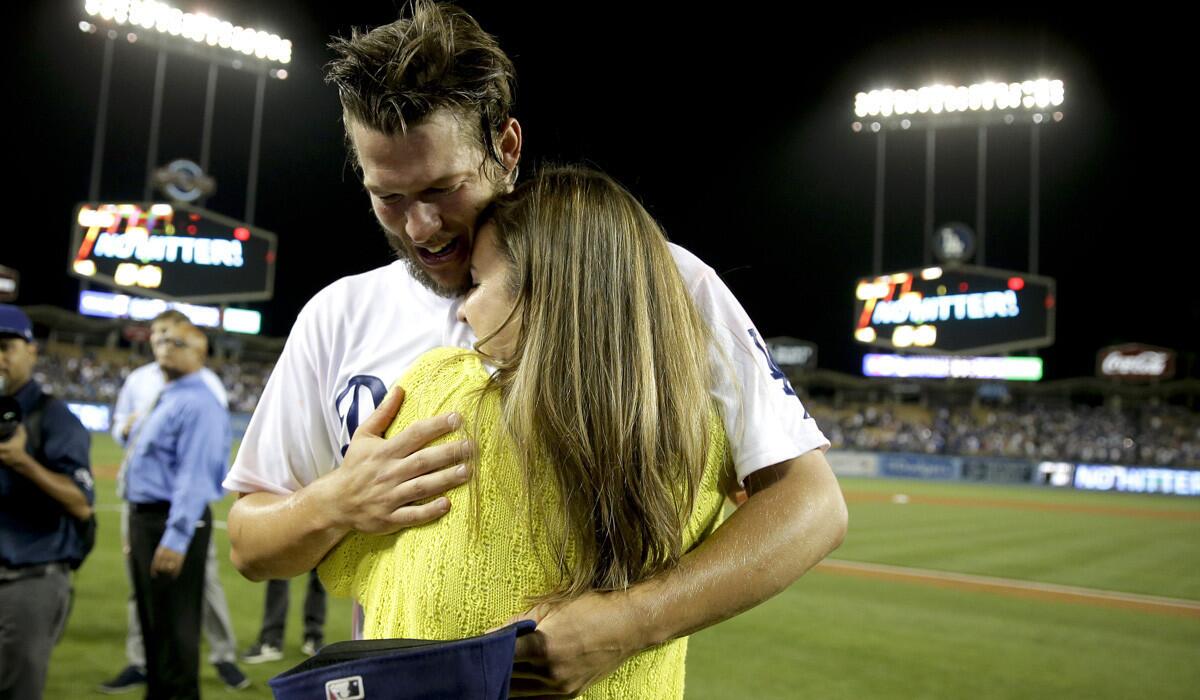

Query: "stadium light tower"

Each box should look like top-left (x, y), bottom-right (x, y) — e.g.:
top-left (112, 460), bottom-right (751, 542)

top-left (852, 79), bottom-right (1065, 276)
top-left (79, 0), bottom-right (294, 224)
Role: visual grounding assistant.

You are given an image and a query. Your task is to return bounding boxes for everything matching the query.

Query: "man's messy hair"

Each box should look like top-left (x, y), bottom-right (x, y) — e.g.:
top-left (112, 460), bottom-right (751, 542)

top-left (325, 0), bottom-right (516, 172)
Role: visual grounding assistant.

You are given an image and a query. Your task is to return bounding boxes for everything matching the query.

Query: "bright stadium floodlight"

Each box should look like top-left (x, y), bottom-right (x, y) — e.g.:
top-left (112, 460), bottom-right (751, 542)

top-left (80, 0), bottom-right (290, 238)
top-left (853, 76), bottom-right (1065, 281)
top-left (852, 78), bottom-right (1064, 130)
top-left (82, 0), bottom-right (292, 70)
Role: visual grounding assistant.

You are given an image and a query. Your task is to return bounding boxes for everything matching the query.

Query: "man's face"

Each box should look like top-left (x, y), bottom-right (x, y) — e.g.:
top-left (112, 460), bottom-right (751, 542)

top-left (0, 336), bottom-right (36, 396)
top-left (152, 323), bottom-right (206, 379)
top-left (150, 320), bottom-right (179, 367)
top-left (350, 111), bottom-right (511, 297)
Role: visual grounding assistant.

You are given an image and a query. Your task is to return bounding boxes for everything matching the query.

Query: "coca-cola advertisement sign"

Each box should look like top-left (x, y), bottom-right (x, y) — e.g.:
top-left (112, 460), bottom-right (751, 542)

top-left (1097, 344), bottom-right (1175, 381)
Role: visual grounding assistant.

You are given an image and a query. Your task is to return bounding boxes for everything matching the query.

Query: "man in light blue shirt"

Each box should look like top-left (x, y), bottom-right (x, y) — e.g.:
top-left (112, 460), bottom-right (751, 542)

top-left (101, 310), bottom-right (248, 693)
top-left (124, 320), bottom-right (230, 700)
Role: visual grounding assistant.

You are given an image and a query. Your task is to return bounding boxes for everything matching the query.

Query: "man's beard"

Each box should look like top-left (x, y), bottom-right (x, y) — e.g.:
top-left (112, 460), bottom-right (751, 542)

top-left (382, 227), bottom-right (473, 299)
top-left (377, 169), bottom-right (508, 299)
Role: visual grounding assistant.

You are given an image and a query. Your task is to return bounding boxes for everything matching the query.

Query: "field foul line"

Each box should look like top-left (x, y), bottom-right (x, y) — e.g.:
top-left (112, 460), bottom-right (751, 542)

top-left (818, 558), bottom-right (1200, 619)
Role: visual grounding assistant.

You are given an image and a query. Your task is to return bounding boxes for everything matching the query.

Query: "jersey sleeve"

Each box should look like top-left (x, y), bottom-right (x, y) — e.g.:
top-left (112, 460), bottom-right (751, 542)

top-left (223, 291), bottom-right (338, 495)
top-left (674, 247), bottom-right (830, 484)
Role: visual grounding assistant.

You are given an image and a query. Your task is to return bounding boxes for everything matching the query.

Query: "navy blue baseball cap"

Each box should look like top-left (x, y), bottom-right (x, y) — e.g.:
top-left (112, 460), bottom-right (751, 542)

top-left (269, 620), bottom-right (536, 700)
top-left (0, 305), bottom-right (32, 342)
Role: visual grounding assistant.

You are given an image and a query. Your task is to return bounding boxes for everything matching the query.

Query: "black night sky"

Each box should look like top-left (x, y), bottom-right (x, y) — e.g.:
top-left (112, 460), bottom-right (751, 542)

top-left (11, 3), bottom-right (1196, 381)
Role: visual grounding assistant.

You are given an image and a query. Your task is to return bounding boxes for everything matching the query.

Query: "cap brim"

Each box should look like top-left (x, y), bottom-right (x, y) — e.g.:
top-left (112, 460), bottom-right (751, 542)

top-left (268, 620), bottom-right (537, 700)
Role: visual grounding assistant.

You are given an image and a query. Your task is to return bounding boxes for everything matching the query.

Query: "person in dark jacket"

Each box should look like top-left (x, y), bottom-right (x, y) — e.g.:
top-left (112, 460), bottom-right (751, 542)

top-left (0, 304), bottom-right (94, 700)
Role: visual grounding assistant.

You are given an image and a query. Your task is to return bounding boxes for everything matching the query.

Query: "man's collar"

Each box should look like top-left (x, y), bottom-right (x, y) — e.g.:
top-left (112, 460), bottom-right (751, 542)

top-left (166, 369), bottom-right (205, 388)
top-left (11, 378), bottom-right (41, 414)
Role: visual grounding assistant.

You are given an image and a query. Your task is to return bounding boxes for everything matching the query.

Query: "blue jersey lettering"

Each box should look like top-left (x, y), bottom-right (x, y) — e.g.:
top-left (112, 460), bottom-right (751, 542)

top-left (748, 328), bottom-right (797, 398)
top-left (335, 375), bottom-right (388, 457)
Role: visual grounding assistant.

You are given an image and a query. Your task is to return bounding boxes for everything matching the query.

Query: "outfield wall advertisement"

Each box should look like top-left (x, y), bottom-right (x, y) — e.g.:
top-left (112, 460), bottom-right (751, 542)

top-left (826, 451), bottom-right (881, 478)
top-left (1070, 464), bottom-right (1200, 497)
top-left (878, 453), bottom-right (962, 481)
top-left (960, 456), bottom-right (1034, 484)
top-left (828, 450), bottom-right (1200, 497)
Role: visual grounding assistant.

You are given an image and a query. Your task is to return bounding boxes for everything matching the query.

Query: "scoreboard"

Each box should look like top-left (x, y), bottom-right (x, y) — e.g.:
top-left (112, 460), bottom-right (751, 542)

top-left (853, 265), bottom-right (1054, 355)
top-left (69, 202), bottom-right (277, 303)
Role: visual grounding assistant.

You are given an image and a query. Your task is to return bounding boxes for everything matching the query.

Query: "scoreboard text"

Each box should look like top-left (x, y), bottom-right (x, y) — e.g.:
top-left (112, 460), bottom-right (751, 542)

top-left (70, 202), bottom-right (277, 303)
top-left (853, 265), bottom-right (1054, 355)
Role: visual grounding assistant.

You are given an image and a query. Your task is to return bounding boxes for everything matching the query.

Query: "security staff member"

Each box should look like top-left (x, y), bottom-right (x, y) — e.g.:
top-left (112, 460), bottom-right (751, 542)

top-left (0, 304), bottom-right (94, 700)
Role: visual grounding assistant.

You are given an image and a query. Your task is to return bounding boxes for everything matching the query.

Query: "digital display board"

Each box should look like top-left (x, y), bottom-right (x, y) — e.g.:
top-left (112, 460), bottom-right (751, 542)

top-left (853, 265), bottom-right (1054, 355)
top-left (69, 202), bottom-right (277, 303)
top-left (1072, 465), bottom-right (1200, 497)
top-left (77, 290), bottom-right (262, 335)
top-left (863, 354), bottom-right (1043, 381)
top-left (1036, 461), bottom-right (1075, 487)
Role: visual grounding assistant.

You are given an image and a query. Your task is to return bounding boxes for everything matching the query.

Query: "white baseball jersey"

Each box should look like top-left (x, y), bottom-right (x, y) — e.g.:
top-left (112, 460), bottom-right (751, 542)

top-left (224, 248), bottom-right (827, 495)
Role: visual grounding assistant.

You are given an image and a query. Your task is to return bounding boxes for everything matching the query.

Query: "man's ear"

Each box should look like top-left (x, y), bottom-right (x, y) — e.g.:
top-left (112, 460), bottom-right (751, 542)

top-left (498, 117), bottom-right (522, 176)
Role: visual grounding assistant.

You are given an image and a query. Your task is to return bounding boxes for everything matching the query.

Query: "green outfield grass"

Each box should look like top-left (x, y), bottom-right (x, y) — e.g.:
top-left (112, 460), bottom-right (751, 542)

top-left (45, 439), bottom-right (1200, 698)
top-left (688, 477), bottom-right (1200, 699)
top-left (836, 477), bottom-right (1200, 599)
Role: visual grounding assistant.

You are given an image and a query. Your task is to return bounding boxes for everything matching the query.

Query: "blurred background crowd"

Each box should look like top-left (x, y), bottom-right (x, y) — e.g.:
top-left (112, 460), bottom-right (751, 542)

top-left (35, 343), bottom-right (1199, 468)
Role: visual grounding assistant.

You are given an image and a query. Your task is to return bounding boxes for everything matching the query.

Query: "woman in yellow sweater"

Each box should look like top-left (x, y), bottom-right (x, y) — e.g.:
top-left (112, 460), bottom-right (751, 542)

top-left (318, 165), bottom-right (736, 699)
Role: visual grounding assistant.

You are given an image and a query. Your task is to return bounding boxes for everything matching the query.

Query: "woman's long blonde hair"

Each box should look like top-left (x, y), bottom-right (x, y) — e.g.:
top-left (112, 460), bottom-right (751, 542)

top-left (481, 165), bottom-right (716, 600)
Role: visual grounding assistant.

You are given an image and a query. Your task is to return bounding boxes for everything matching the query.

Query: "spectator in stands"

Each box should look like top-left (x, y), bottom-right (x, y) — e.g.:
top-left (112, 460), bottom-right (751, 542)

top-left (808, 398), bottom-right (1199, 468)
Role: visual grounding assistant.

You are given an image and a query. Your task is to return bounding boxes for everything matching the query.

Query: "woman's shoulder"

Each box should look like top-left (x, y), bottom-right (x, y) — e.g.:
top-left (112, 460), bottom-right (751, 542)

top-left (398, 347), bottom-right (488, 390)
top-left (383, 348), bottom-right (492, 440)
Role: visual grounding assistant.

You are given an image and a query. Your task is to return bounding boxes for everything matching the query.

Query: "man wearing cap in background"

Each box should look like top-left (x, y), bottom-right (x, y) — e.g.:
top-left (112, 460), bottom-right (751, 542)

top-left (123, 320), bottom-right (230, 700)
top-left (0, 304), bottom-right (95, 700)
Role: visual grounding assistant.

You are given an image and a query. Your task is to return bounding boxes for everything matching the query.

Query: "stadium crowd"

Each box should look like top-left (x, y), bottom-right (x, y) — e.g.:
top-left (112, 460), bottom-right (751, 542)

top-left (34, 349), bottom-right (273, 414)
top-left (28, 346), bottom-right (1200, 468)
top-left (808, 400), bottom-right (1200, 468)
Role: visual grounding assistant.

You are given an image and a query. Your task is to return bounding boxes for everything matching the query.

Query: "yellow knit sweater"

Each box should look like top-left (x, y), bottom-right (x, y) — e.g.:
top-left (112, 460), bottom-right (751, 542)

top-left (318, 348), bottom-right (731, 700)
